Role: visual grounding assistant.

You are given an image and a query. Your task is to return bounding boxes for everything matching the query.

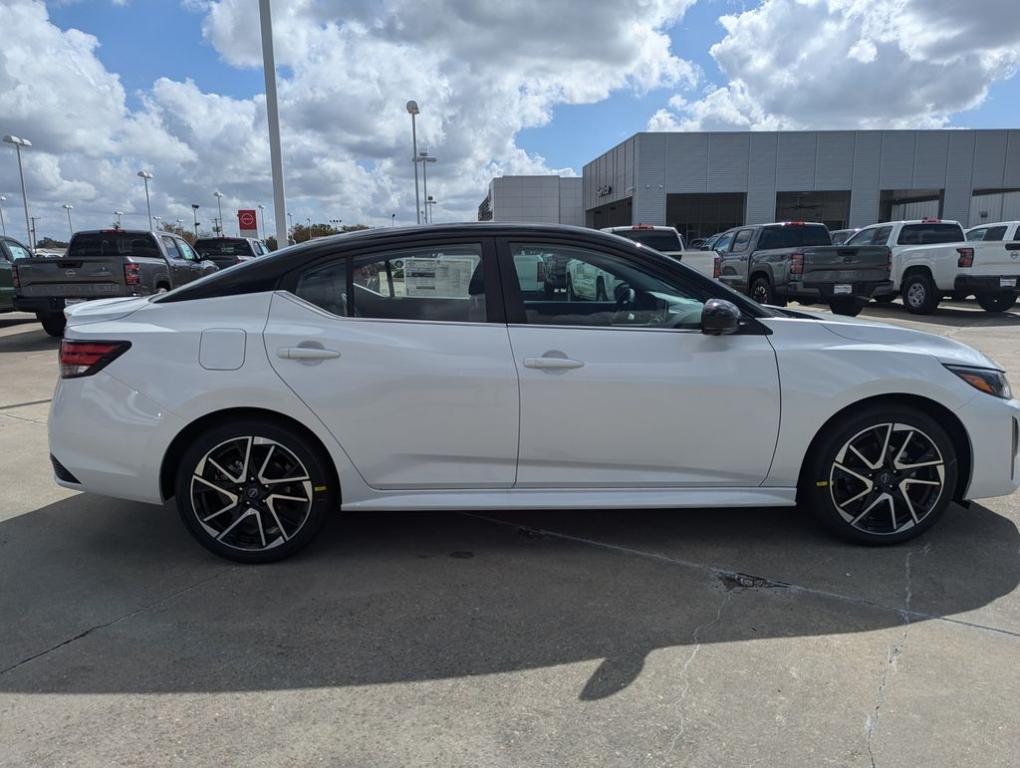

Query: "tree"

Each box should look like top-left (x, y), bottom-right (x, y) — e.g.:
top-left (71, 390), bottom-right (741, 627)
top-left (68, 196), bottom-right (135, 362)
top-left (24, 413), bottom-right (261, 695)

top-left (36, 236), bottom-right (68, 249)
top-left (289, 222), bottom-right (370, 244)
top-left (159, 222), bottom-right (197, 245)
top-left (265, 235), bottom-right (278, 251)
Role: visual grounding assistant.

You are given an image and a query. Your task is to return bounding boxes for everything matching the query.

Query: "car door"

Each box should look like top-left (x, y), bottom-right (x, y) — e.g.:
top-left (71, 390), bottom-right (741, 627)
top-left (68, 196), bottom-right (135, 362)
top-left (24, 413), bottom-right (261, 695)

top-left (174, 238), bottom-right (214, 283)
top-left (0, 240), bottom-right (14, 310)
top-left (160, 235), bottom-right (195, 285)
top-left (264, 237), bottom-right (520, 490)
top-left (501, 238), bottom-right (781, 488)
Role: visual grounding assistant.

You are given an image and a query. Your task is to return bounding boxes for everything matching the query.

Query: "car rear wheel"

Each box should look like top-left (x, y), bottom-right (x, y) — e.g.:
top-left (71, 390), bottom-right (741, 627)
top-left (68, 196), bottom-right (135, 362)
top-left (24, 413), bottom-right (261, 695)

top-left (829, 297), bottom-right (864, 317)
top-left (800, 406), bottom-right (956, 545)
top-left (175, 419), bottom-right (337, 563)
top-left (975, 292), bottom-right (1017, 313)
top-left (37, 312), bottom-right (66, 337)
top-left (901, 272), bottom-right (939, 314)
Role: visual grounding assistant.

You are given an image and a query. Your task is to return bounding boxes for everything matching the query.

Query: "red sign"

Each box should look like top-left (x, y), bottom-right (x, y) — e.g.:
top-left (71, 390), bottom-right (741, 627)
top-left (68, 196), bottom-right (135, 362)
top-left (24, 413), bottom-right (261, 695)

top-left (238, 209), bottom-right (257, 232)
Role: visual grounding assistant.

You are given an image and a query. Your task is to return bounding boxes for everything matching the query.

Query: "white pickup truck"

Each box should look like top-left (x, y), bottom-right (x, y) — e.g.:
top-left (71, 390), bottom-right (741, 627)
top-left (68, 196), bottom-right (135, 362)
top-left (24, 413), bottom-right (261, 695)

top-left (601, 225), bottom-right (716, 278)
top-left (847, 218), bottom-right (1020, 314)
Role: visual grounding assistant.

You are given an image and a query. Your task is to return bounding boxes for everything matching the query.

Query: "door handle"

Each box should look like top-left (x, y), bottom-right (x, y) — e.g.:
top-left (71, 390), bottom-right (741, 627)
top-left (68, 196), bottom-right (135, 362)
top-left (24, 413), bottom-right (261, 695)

top-left (277, 346), bottom-right (341, 360)
top-left (524, 356), bottom-right (584, 370)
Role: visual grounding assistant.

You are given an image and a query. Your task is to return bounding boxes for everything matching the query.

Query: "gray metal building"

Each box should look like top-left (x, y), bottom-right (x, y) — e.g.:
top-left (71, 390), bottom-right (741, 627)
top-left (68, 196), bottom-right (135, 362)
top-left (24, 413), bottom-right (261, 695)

top-left (583, 130), bottom-right (1020, 242)
top-left (478, 175), bottom-right (584, 226)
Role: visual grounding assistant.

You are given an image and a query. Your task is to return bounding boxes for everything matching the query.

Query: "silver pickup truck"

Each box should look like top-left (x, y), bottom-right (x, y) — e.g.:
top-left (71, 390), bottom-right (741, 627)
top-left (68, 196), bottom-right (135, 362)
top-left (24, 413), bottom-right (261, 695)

top-left (14, 229), bottom-right (218, 336)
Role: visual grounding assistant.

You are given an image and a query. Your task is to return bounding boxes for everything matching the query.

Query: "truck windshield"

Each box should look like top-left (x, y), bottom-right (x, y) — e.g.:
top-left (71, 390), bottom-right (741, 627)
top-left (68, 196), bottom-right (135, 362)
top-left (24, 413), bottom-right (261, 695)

top-left (619, 230), bottom-right (683, 252)
top-left (68, 232), bottom-right (160, 259)
top-left (897, 223), bottom-right (964, 245)
top-left (758, 226), bottom-right (831, 249)
top-left (195, 239), bottom-right (251, 257)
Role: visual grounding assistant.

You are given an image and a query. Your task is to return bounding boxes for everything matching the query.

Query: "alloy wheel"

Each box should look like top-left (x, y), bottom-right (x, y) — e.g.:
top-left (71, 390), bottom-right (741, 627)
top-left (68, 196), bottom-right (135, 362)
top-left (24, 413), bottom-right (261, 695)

top-left (829, 422), bottom-right (945, 535)
top-left (190, 436), bottom-right (314, 552)
top-left (905, 282), bottom-right (926, 309)
top-left (752, 282), bottom-right (769, 304)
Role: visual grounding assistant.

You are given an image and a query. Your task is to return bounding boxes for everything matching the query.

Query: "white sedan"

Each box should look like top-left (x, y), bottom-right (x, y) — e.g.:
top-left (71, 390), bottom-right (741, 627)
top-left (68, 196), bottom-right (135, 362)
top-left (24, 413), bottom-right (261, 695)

top-left (50, 223), bottom-right (1020, 562)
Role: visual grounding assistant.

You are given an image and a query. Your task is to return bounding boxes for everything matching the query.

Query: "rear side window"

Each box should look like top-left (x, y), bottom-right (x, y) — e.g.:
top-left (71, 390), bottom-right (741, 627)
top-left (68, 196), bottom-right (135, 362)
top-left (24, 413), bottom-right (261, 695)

top-left (68, 232), bottom-right (160, 259)
top-left (897, 223), bottom-right (964, 245)
top-left (758, 225), bottom-right (831, 250)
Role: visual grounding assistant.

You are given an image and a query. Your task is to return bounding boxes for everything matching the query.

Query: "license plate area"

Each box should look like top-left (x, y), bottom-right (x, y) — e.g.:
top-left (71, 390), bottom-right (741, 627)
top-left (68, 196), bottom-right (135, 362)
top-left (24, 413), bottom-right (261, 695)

top-left (833, 284), bottom-right (853, 295)
top-left (999, 277), bottom-right (1016, 288)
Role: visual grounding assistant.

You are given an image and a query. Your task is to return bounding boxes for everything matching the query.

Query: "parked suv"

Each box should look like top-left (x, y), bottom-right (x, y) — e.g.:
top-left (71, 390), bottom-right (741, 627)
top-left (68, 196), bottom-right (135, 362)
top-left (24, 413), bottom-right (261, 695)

top-left (714, 222), bottom-right (892, 315)
top-left (13, 229), bottom-right (218, 336)
top-left (194, 237), bottom-right (269, 269)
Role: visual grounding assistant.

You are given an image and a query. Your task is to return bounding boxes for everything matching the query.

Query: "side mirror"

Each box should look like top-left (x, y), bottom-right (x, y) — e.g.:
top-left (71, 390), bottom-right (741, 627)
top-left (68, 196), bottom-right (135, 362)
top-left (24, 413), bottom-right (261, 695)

top-left (701, 298), bottom-right (741, 335)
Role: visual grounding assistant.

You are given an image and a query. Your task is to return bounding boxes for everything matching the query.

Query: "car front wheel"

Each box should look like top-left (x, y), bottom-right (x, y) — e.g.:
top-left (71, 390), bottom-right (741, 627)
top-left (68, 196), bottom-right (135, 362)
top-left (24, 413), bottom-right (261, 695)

top-left (175, 419), bottom-right (337, 563)
top-left (801, 405), bottom-right (957, 544)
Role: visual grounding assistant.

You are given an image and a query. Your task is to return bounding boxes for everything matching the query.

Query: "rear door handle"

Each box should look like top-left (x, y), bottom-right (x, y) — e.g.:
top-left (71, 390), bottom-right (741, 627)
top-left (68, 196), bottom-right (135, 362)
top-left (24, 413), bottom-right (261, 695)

top-left (277, 346), bottom-right (341, 360)
top-left (524, 357), bottom-right (584, 370)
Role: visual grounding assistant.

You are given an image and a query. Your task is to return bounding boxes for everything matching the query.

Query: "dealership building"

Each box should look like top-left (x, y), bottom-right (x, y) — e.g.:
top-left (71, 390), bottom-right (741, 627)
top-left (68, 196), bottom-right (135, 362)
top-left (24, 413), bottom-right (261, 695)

top-left (579, 129), bottom-right (1020, 241)
top-left (477, 175), bottom-right (584, 226)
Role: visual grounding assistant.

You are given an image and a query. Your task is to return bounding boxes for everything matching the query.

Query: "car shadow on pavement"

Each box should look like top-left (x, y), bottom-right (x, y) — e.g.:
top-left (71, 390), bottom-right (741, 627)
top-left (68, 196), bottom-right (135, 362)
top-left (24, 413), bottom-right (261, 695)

top-left (0, 495), bottom-right (1017, 700)
top-left (858, 303), bottom-right (1020, 328)
top-left (0, 325), bottom-right (57, 353)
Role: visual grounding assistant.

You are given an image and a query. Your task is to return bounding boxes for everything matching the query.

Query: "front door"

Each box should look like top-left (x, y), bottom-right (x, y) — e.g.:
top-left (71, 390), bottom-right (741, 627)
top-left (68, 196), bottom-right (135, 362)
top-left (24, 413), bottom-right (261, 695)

top-left (265, 239), bottom-right (520, 490)
top-left (502, 239), bottom-right (781, 488)
top-left (0, 240), bottom-right (14, 310)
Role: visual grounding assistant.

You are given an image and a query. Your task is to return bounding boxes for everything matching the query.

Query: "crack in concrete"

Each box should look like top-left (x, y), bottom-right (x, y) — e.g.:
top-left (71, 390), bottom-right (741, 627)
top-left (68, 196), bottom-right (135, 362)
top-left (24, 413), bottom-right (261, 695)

top-left (0, 569), bottom-right (232, 677)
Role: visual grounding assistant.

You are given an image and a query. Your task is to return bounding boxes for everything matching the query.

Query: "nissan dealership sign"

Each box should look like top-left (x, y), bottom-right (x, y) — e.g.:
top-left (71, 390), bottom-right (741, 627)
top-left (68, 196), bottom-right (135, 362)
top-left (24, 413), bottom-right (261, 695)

top-left (238, 209), bottom-right (258, 237)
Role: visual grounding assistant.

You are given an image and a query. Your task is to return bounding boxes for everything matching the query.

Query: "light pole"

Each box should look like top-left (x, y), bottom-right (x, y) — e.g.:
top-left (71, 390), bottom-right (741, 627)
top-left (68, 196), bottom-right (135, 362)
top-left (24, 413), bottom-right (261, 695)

top-left (115, 211), bottom-right (124, 228)
top-left (391, 213), bottom-right (396, 227)
top-left (259, 0), bottom-right (289, 250)
top-left (287, 211), bottom-right (294, 240)
top-left (0, 195), bottom-right (7, 236)
top-left (153, 215), bottom-right (163, 231)
top-left (176, 217), bottom-right (183, 230)
top-left (426, 195), bottom-right (437, 223)
top-left (191, 204), bottom-right (200, 237)
top-left (419, 151), bottom-right (437, 224)
top-left (213, 191), bottom-right (224, 237)
top-left (62, 203), bottom-right (73, 236)
top-left (406, 101), bottom-right (421, 224)
top-left (3, 135), bottom-right (33, 249)
top-left (257, 203), bottom-right (265, 239)
top-left (137, 170), bottom-right (154, 230)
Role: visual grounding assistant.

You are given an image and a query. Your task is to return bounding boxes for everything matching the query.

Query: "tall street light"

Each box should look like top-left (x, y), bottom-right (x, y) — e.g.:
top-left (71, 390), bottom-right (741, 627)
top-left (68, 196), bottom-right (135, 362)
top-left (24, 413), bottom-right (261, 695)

top-left (257, 203), bottom-right (265, 239)
top-left (153, 215), bottom-right (163, 231)
top-left (62, 203), bottom-right (73, 236)
top-left (213, 191), bottom-right (224, 237)
top-left (426, 195), bottom-right (438, 223)
top-left (0, 195), bottom-right (7, 236)
top-left (406, 101), bottom-right (421, 224)
top-left (3, 135), bottom-right (33, 249)
top-left (191, 204), bottom-right (200, 237)
top-left (419, 151), bottom-right (437, 224)
top-left (259, 0), bottom-right (288, 249)
top-left (115, 211), bottom-right (124, 228)
top-left (137, 170), bottom-right (154, 230)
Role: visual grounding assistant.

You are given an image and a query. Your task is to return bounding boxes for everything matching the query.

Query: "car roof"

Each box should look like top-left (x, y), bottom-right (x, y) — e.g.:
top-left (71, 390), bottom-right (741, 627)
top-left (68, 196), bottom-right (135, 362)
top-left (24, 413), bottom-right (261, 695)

top-left (73, 229), bottom-right (158, 236)
top-left (966, 221), bottom-right (1020, 230)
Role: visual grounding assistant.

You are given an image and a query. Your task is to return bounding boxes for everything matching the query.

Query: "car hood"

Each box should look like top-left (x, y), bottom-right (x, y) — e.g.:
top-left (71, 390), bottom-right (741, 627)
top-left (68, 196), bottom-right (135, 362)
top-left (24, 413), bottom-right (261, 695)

top-left (817, 314), bottom-right (1002, 370)
top-left (65, 296), bottom-right (151, 326)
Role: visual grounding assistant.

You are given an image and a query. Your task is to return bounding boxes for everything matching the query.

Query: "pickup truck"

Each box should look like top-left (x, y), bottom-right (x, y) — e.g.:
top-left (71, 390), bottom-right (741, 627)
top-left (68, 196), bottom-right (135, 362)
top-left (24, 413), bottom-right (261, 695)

top-left (13, 229), bottom-right (218, 336)
top-left (1, 235), bottom-right (33, 313)
top-left (601, 225), bottom-right (716, 277)
top-left (713, 221), bottom-right (892, 316)
top-left (847, 218), bottom-right (1020, 314)
top-left (193, 236), bottom-right (270, 269)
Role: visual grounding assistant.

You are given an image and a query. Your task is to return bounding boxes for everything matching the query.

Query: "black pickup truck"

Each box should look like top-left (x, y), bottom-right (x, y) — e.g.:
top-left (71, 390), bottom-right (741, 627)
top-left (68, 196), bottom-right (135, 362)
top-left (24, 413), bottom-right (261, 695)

top-left (13, 229), bottom-right (218, 336)
top-left (713, 222), bottom-right (892, 316)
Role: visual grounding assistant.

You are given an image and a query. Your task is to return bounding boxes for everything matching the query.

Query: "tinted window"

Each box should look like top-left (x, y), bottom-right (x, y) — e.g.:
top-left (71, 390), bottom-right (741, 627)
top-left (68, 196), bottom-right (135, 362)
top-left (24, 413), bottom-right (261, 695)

top-left (897, 223), bottom-right (964, 245)
top-left (732, 229), bottom-right (753, 251)
top-left (161, 235), bottom-right (183, 259)
top-left (758, 225), bottom-right (831, 250)
top-left (177, 240), bottom-right (200, 261)
top-left (971, 225), bottom-right (1008, 242)
top-left (195, 238), bottom-right (252, 258)
top-left (616, 229), bottom-right (683, 252)
top-left (68, 232), bottom-right (160, 260)
top-left (295, 260), bottom-right (349, 316)
top-left (713, 232), bottom-right (735, 252)
top-left (351, 245), bottom-right (486, 323)
top-left (510, 243), bottom-right (705, 329)
top-left (4, 241), bottom-right (31, 260)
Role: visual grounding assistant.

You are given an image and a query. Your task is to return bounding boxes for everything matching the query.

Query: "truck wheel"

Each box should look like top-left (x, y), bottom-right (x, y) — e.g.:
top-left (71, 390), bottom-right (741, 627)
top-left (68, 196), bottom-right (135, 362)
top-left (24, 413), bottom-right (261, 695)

top-left (37, 312), bottom-right (66, 338)
top-left (750, 274), bottom-right (785, 306)
top-left (975, 292), bottom-right (1018, 313)
top-left (829, 297), bottom-right (864, 317)
top-left (901, 273), bottom-right (939, 315)
top-left (872, 293), bottom-right (897, 304)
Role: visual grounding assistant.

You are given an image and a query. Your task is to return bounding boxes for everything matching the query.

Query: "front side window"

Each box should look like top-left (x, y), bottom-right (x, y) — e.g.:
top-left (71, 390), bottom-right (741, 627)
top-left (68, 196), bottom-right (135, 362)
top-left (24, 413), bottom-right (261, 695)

top-left (4, 241), bottom-right (30, 260)
top-left (966, 228), bottom-right (988, 242)
top-left (177, 240), bottom-right (200, 261)
top-left (509, 243), bottom-right (706, 329)
top-left (161, 235), bottom-right (183, 259)
top-left (713, 232), bottom-right (735, 252)
top-left (732, 229), bottom-right (753, 251)
top-left (982, 225), bottom-right (1008, 242)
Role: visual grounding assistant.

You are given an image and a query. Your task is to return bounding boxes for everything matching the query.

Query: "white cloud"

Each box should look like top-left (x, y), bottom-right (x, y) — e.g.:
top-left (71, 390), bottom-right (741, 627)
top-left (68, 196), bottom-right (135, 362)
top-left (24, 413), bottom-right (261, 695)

top-left (649, 0), bottom-right (1020, 132)
top-left (0, 0), bottom-right (698, 242)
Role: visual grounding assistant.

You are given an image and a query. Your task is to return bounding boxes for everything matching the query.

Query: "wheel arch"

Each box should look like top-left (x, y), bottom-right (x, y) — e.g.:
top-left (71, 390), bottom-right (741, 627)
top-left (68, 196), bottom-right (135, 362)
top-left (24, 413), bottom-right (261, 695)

top-left (901, 263), bottom-right (934, 281)
top-left (160, 407), bottom-right (340, 501)
top-left (795, 393), bottom-right (972, 503)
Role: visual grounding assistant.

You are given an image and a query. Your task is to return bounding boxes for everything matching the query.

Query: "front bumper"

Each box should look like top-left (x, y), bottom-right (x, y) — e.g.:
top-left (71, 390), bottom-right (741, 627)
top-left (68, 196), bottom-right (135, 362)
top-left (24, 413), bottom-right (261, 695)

top-left (956, 393), bottom-right (1020, 500)
top-left (954, 275), bottom-right (1020, 294)
top-left (788, 279), bottom-right (893, 301)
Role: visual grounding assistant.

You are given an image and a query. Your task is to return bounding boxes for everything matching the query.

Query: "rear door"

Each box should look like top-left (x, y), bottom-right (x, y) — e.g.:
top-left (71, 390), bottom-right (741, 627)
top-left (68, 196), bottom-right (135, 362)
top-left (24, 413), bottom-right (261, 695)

top-left (0, 240), bottom-right (15, 309)
top-left (265, 237), bottom-right (520, 489)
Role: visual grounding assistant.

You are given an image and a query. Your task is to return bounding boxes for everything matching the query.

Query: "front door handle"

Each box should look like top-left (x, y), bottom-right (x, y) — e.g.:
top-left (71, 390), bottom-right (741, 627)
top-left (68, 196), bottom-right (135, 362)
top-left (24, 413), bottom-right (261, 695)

top-left (277, 346), bottom-right (341, 360)
top-left (524, 356), bottom-right (584, 370)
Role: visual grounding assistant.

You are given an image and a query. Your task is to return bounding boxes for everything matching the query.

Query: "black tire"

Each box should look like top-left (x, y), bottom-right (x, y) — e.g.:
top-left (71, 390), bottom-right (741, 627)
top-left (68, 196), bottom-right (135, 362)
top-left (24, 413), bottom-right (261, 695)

top-left (175, 418), bottom-right (337, 563)
top-left (155, 284), bottom-right (170, 294)
top-left (750, 274), bottom-right (785, 306)
top-left (829, 297), bottom-right (864, 317)
top-left (38, 312), bottom-right (66, 337)
top-left (800, 405), bottom-right (957, 545)
top-left (901, 272), bottom-right (940, 314)
top-left (872, 293), bottom-right (897, 304)
top-left (595, 277), bottom-right (608, 302)
top-left (975, 292), bottom-right (1018, 313)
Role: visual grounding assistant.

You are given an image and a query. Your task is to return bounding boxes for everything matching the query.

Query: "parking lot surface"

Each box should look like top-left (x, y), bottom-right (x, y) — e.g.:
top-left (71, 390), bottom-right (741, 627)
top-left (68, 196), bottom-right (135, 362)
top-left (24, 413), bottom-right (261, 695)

top-left (2, 303), bottom-right (1019, 767)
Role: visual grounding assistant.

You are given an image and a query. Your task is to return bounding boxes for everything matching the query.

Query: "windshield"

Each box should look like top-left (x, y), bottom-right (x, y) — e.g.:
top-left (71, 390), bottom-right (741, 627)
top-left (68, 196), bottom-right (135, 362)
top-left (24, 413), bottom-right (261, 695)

top-left (68, 232), bottom-right (160, 259)
top-left (618, 229), bottom-right (683, 252)
top-left (897, 223), bottom-right (965, 245)
top-left (194, 239), bottom-right (252, 257)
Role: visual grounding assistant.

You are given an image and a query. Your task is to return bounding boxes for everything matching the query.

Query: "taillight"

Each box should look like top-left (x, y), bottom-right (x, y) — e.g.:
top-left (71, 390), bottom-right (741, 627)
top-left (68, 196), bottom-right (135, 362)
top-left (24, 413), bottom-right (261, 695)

top-left (11, 264), bottom-right (19, 289)
top-left (886, 252), bottom-right (893, 272)
top-left (124, 262), bottom-right (140, 286)
top-left (790, 252), bottom-right (804, 276)
top-left (957, 247), bottom-right (974, 268)
top-left (59, 340), bottom-right (131, 379)
top-left (713, 255), bottom-right (721, 279)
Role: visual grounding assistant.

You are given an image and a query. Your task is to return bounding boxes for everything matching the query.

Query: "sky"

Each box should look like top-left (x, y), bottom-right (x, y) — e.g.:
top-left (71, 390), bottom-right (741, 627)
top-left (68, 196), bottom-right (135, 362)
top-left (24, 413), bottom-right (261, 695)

top-left (0, 0), bottom-right (1018, 243)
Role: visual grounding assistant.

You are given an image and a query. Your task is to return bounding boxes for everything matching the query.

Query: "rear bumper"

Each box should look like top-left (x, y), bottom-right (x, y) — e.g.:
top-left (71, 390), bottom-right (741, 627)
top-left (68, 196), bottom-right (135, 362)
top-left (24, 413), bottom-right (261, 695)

top-left (788, 280), bottom-right (893, 300)
top-left (953, 275), bottom-right (1020, 293)
top-left (13, 296), bottom-right (65, 313)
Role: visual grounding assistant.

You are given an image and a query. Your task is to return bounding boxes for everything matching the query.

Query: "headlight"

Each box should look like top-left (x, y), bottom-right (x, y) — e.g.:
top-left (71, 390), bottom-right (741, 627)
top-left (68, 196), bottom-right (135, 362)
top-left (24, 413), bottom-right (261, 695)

top-left (945, 365), bottom-right (1012, 399)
